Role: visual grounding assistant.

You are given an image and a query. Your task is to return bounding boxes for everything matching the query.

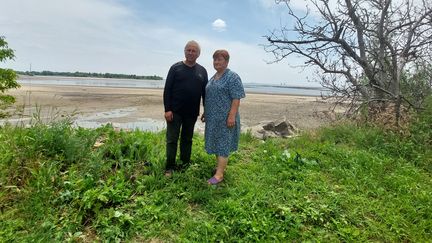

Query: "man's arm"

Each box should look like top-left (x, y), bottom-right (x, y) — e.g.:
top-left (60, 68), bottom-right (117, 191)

top-left (163, 65), bottom-right (175, 122)
top-left (201, 68), bottom-right (208, 107)
top-left (200, 67), bottom-right (208, 123)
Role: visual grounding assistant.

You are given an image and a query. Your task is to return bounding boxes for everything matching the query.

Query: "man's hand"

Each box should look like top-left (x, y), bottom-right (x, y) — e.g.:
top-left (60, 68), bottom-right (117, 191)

top-left (165, 111), bottom-right (173, 122)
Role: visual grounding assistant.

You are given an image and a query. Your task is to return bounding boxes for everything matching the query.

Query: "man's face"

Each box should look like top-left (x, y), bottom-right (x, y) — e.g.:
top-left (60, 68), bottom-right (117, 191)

top-left (184, 44), bottom-right (200, 63)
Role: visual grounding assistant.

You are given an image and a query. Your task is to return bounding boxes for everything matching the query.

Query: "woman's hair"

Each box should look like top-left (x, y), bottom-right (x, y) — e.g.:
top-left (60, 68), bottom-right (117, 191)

top-left (213, 49), bottom-right (230, 61)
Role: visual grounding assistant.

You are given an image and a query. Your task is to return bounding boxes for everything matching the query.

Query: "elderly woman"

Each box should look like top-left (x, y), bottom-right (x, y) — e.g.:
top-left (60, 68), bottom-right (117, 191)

top-left (202, 49), bottom-right (245, 185)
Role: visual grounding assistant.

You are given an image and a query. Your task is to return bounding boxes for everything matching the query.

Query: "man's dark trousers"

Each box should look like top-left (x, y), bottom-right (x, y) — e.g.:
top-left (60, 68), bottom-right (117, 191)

top-left (165, 113), bottom-right (197, 171)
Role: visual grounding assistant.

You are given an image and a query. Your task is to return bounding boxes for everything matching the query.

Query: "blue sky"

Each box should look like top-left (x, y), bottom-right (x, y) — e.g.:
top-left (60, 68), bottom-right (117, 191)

top-left (1, 0), bottom-right (316, 86)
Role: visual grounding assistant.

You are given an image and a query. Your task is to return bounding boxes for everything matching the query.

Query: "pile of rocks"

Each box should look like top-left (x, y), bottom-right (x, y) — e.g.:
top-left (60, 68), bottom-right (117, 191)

top-left (247, 118), bottom-right (297, 140)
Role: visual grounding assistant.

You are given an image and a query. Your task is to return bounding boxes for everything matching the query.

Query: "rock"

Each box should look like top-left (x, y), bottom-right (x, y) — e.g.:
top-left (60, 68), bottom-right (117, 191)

top-left (274, 121), bottom-right (289, 135)
top-left (93, 136), bottom-right (106, 148)
top-left (274, 121), bottom-right (296, 137)
top-left (262, 130), bottom-right (279, 139)
top-left (93, 141), bottom-right (104, 148)
top-left (247, 125), bottom-right (266, 139)
top-left (262, 121), bottom-right (275, 131)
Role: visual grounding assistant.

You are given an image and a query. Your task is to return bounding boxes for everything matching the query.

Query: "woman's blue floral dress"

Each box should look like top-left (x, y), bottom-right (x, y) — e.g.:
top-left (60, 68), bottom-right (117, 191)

top-left (204, 69), bottom-right (245, 157)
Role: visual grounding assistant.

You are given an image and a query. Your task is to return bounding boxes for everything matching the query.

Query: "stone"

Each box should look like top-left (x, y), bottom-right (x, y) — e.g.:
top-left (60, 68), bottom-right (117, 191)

top-left (262, 121), bottom-right (275, 131)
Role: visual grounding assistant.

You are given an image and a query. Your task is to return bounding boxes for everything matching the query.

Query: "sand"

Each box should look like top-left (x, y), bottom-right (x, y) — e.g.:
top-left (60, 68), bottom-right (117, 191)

top-left (4, 84), bottom-right (338, 131)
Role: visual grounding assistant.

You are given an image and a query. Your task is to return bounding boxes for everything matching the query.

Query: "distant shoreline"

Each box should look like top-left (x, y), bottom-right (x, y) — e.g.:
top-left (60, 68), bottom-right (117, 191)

top-left (17, 70), bottom-right (163, 80)
top-left (18, 75), bottom-right (327, 97)
top-left (18, 74), bottom-right (164, 82)
top-left (245, 83), bottom-right (326, 90)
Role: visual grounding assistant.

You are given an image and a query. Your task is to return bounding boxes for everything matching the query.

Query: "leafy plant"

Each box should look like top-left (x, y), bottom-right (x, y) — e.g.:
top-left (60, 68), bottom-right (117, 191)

top-left (0, 36), bottom-right (20, 118)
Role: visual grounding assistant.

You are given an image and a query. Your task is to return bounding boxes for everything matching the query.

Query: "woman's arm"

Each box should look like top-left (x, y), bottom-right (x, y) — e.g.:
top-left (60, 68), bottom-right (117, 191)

top-left (227, 99), bottom-right (240, 128)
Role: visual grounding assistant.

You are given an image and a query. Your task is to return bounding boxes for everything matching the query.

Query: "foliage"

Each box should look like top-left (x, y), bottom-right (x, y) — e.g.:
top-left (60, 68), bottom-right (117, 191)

top-left (0, 36), bottom-right (20, 118)
top-left (400, 63), bottom-right (432, 108)
top-left (408, 95), bottom-right (432, 171)
top-left (16, 70), bottom-right (163, 80)
top-left (0, 118), bottom-right (431, 241)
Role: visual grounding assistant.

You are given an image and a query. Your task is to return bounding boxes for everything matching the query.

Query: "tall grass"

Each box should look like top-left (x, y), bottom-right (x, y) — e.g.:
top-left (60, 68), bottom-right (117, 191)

top-left (1, 104), bottom-right (431, 241)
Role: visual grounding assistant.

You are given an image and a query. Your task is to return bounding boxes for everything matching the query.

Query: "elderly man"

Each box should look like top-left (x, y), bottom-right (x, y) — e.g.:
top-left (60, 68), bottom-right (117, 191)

top-left (163, 40), bottom-right (208, 176)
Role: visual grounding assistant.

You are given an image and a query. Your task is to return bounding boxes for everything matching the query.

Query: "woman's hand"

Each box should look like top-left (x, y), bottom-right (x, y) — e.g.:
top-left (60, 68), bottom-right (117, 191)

top-left (227, 99), bottom-right (240, 128)
top-left (227, 113), bottom-right (235, 128)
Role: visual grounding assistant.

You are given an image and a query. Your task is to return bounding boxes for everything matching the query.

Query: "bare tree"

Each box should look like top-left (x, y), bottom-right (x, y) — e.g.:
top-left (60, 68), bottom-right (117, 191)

top-left (265, 0), bottom-right (432, 124)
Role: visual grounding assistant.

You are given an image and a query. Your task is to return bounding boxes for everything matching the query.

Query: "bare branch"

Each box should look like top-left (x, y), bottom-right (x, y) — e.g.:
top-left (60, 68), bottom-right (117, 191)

top-left (264, 0), bottom-right (432, 122)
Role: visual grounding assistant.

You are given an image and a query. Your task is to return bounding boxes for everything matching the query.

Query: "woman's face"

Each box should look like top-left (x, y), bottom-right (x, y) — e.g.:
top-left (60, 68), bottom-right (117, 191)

top-left (213, 55), bottom-right (228, 72)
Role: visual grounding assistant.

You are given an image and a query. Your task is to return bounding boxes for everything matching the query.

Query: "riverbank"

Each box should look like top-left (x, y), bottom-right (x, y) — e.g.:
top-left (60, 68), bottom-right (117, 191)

top-left (4, 84), bottom-right (340, 131)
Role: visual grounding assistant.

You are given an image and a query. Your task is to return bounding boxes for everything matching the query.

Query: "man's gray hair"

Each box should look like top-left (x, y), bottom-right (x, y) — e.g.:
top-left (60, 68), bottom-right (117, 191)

top-left (185, 40), bottom-right (201, 54)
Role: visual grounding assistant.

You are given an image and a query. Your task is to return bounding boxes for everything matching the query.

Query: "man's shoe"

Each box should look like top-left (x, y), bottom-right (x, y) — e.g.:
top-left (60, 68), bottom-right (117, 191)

top-left (164, 169), bottom-right (173, 177)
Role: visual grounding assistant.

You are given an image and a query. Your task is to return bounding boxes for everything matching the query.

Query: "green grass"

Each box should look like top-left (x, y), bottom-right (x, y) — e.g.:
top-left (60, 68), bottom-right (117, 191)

top-left (1, 112), bottom-right (431, 241)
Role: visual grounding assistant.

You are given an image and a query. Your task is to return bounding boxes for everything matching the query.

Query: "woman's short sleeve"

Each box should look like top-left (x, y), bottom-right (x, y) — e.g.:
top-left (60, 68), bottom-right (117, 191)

top-left (228, 71), bottom-right (246, 99)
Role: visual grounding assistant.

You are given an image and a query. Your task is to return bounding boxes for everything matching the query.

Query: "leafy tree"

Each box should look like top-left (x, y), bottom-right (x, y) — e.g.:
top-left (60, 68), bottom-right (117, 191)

top-left (265, 0), bottom-right (432, 125)
top-left (0, 36), bottom-right (20, 118)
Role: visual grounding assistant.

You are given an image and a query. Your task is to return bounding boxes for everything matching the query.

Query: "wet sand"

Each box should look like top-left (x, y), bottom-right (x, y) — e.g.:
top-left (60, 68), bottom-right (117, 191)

top-left (4, 84), bottom-right (338, 131)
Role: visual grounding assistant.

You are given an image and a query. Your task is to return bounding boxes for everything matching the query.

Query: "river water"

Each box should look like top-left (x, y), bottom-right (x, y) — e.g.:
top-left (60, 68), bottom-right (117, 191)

top-left (17, 76), bottom-right (329, 96)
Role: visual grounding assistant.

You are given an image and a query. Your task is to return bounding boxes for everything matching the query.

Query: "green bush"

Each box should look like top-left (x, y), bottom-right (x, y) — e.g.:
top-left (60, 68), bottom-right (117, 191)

top-left (408, 95), bottom-right (432, 171)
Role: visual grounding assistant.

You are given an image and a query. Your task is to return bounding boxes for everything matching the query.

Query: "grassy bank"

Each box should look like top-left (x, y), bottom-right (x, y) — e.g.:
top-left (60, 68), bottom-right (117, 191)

top-left (1, 108), bottom-right (431, 241)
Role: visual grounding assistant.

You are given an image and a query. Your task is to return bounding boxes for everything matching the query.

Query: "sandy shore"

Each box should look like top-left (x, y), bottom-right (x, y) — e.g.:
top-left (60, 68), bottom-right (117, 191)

top-left (4, 84), bottom-right (338, 132)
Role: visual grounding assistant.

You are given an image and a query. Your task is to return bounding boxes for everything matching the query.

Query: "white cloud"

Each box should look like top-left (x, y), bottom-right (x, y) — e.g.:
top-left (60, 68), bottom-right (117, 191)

top-left (1, 0), bottom-right (311, 85)
top-left (212, 19), bottom-right (227, 32)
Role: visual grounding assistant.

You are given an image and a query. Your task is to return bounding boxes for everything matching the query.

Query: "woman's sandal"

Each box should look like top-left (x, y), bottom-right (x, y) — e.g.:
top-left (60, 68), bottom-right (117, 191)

top-left (207, 176), bottom-right (224, 185)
